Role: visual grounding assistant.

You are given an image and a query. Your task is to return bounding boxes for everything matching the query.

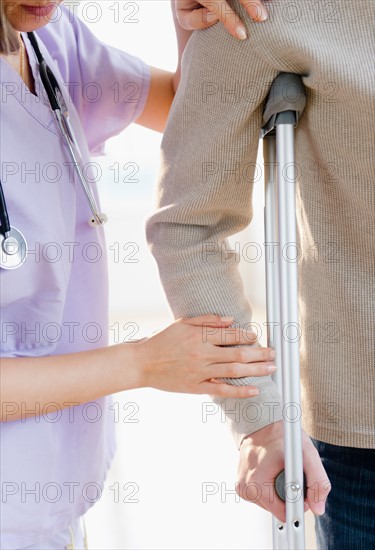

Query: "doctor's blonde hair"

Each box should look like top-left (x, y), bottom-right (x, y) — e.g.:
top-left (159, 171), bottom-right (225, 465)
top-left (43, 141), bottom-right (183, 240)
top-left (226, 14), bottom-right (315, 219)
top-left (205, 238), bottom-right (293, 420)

top-left (0, 3), bottom-right (19, 54)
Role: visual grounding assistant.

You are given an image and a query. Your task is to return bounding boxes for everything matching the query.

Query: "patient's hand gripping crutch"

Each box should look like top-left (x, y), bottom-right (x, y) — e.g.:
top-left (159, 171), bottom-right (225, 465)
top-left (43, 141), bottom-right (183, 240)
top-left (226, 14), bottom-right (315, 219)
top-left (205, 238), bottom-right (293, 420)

top-left (261, 73), bottom-right (307, 550)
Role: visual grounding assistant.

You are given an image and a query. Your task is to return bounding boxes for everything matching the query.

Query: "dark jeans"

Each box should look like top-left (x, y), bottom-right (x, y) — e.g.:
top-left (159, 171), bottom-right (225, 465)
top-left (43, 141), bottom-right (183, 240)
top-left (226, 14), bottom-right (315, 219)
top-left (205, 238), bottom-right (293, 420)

top-left (312, 439), bottom-right (375, 550)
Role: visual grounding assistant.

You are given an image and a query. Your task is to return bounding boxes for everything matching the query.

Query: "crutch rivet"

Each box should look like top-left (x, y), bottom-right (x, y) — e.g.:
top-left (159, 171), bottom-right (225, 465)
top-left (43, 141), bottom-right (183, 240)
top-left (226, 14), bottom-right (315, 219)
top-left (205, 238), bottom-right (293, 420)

top-left (291, 482), bottom-right (301, 492)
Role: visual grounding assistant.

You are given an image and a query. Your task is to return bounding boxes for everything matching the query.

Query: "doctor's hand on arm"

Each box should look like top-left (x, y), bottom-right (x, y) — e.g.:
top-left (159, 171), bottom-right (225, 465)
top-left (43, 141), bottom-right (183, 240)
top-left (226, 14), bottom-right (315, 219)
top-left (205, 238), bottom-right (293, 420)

top-left (135, 0), bottom-right (268, 132)
top-left (1, 315), bottom-right (276, 422)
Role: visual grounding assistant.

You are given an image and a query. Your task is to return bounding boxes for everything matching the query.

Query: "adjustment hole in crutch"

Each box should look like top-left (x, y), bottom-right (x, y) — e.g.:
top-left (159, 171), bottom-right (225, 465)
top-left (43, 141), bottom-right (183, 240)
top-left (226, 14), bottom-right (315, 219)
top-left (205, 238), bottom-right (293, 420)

top-left (294, 521), bottom-right (300, 528)
top-left (278, 525), bottom-right (284, 531)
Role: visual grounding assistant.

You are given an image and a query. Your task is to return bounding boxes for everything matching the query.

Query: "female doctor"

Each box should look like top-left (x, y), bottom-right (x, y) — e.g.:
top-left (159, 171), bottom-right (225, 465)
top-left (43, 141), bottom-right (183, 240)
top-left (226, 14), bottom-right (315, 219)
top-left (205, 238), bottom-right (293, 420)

top-left (0, 1), bottom-right (271, 548)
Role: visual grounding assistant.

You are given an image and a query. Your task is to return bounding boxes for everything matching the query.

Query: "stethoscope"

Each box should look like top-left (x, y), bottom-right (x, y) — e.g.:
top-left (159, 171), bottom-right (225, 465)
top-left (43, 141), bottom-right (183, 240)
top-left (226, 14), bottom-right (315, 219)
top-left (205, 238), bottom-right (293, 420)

top-left (0, 31), bottom-right (107, 270)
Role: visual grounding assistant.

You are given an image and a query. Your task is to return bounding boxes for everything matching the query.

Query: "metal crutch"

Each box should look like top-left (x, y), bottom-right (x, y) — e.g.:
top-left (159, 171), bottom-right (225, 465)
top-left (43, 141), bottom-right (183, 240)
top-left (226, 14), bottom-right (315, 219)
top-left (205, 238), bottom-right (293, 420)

top-left (261, 73), bottom-right (307, 550)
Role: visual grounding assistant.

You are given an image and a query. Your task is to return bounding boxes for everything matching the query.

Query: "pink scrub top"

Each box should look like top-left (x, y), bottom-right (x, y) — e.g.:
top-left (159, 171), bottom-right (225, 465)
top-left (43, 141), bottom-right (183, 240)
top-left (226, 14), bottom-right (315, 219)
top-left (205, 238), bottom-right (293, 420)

top-left (0, 7), bottom-right (150, 549)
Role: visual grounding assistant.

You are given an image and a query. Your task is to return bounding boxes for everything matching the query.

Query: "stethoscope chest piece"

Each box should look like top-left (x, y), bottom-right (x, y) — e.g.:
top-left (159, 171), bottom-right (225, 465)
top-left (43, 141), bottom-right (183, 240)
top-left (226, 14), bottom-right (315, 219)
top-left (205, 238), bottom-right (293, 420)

top-left (0, 227), bottom-right (27, 270)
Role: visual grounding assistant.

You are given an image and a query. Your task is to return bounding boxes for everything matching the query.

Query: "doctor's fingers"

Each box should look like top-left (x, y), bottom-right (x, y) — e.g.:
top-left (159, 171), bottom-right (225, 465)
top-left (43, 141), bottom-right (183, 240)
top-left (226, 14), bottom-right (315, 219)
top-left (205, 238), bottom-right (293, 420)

top-left (207, 360), bottom-right (276, 380)
top-left (177, 0), bottom-right (235, 25)
top-left (176, 0), bottom-right (261, 40)
top-left (239, 0), bottom-right (268, 23)
top-left (204, 327), bottom-right (259, 346)
top-left (208, 345), bottom-right (276, 365)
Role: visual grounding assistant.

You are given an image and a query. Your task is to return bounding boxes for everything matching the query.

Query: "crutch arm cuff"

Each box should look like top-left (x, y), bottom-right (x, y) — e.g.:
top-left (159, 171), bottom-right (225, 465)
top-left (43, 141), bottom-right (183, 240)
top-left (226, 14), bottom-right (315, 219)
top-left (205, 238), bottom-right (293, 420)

top-left (261, 72), bottom-right (306, 138)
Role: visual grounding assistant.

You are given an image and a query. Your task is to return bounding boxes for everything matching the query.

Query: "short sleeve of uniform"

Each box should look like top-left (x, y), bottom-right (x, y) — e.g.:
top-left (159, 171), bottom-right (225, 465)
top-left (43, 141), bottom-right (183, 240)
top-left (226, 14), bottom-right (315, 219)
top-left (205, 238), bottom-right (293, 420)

top-left (36, 5), bottom-right (150, 154)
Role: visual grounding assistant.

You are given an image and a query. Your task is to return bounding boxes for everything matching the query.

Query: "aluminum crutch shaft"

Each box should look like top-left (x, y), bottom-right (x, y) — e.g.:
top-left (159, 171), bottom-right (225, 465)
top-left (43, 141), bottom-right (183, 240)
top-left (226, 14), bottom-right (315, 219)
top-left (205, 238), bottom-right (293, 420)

top-left (261, 73), bottom-right (307, 550)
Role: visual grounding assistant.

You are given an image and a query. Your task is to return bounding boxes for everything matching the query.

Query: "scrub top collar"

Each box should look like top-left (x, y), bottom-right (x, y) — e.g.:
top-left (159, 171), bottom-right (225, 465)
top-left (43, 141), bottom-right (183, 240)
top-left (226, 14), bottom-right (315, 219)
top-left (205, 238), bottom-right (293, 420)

top-left (1, 32), bottom-right (60, 133)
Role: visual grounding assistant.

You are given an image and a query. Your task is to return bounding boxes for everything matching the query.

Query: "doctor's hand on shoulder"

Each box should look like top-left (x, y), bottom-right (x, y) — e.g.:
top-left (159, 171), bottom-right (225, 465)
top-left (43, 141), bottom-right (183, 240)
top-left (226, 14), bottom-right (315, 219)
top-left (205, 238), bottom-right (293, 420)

top-left (175, 0), bottom-right (268, 40)
top-left (136, 0), bottom-right (269, 132)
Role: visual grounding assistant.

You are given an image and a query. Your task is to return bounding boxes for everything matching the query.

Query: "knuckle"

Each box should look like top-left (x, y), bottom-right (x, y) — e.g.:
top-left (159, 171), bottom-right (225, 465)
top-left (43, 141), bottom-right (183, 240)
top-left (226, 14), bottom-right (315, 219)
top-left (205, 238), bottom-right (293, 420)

top-left (237, 348), bottom-right (248, 363)
top-left (227, 363), bottom-right (240, 378)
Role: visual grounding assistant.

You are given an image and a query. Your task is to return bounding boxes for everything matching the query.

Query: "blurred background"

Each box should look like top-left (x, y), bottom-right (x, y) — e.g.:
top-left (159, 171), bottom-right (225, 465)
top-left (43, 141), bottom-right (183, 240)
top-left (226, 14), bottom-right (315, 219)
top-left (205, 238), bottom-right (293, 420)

top-left (68, 1), bottom-right (316, 548)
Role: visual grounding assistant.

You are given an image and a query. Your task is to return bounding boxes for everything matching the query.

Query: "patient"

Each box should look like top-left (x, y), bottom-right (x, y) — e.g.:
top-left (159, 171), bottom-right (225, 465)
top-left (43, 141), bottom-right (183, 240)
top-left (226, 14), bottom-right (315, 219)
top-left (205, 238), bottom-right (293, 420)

top-left (147, 1), bottom-right (375, 547)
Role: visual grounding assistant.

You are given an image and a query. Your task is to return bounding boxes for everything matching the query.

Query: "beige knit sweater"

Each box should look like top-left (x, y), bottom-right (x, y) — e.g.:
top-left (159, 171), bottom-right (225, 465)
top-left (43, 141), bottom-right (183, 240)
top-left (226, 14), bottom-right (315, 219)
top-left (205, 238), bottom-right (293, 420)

top-left (146, 0), bottom-right (375, 449)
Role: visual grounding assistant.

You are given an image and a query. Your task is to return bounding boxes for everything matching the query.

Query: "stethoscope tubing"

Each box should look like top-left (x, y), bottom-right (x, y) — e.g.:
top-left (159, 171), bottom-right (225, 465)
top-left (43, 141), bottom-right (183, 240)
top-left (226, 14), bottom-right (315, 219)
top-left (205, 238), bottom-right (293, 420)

top-left (54, 109), bottom-right (106, 227)
top-left (27, 31), bottom-right (107, 227)
top-left (0, 180), bottom-right (11, 238)
top-left (0, 31), bottom-right (107, 270)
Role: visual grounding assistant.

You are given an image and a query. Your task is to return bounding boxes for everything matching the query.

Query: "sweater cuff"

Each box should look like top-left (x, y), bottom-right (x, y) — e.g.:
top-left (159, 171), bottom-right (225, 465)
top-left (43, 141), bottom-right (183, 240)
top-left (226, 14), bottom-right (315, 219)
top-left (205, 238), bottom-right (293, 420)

top-left (212, 378), bottom-right (283, 449)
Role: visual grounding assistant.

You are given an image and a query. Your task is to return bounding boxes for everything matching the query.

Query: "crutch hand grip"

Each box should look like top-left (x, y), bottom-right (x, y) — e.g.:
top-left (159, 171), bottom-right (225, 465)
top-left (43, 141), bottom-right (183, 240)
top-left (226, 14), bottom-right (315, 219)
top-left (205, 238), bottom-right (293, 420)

top-left (275, 470), bottom-right (307, 502)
